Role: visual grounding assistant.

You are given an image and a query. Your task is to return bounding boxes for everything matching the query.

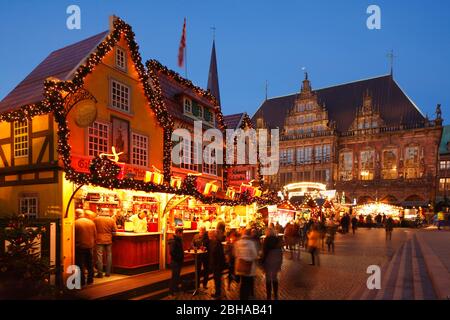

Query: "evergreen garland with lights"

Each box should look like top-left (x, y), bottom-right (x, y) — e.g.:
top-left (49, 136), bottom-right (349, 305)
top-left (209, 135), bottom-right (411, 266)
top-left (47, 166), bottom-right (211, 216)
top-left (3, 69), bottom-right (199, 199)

top-left (0, 17), bottom-right (280, 207)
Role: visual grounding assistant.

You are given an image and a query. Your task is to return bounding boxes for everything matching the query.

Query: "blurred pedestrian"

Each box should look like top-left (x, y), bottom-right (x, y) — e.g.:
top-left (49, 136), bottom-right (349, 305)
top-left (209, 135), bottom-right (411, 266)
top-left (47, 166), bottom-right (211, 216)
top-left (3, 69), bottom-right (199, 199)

top-left (375, 214), bottom-right (382, 228)
top-left (225, 229), bottom-right (240, 289)
top-left (437, 211), bottom-right (445, 230)
top-left (385, 216), bottom-right (394, 240)
top-left (262, 228), bottom-right (283, 300)
top-left (284, 221), bottom-right (295, 259)
top-left (307, 224), bottom-right (320, 266)
top-left (318, 219), bottom-right (327, 249)
top-left (75, 209), bottom-right (96, 286)
top-left (234, 228), bottom-right (258, 300)
top-left (351, 215), bottom-right (358, 235)
top-left (208, 230), bottom-right (225, 299)
top-left (275, 221), bottom-right (284, 235)
top-left (169, 228), bottom-right (184, 297)
top-left (366, 214), bottom-right (373, 229)
top-left (192, 226), bottom-right (209, 289)
top-left (325, 221), bottom-right (337, 253)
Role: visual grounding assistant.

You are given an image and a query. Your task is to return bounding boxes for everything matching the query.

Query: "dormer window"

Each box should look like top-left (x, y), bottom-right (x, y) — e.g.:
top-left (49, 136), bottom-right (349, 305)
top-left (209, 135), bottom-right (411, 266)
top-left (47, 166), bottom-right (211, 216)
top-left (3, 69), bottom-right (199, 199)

top-left (115, 47), bottom-right (126, 71)
top-left (183, 97), bottom-right (192, 114)
top-left (204, 108), bottom-right (213, 123)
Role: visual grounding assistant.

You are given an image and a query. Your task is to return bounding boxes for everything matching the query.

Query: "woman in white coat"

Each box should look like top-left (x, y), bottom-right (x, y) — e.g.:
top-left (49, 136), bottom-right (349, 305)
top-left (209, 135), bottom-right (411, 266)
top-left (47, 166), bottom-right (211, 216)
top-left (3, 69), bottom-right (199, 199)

top-left (233, 228), bottom-right (258, 300)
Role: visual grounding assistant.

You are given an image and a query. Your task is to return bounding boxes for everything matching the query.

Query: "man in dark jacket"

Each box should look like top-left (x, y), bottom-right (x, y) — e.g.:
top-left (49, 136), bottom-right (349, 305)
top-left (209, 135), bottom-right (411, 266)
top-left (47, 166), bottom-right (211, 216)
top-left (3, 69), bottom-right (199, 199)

top-left (208, 230), bottom-right (225, 299)
top-left (351, 216), bottom-right (358, 235)
top-left (169, 228), bottom-right (184, 296)
top-left (262, 228), bottom-right (283, 300)
top-left (192, 226), bottom-right (209, 289)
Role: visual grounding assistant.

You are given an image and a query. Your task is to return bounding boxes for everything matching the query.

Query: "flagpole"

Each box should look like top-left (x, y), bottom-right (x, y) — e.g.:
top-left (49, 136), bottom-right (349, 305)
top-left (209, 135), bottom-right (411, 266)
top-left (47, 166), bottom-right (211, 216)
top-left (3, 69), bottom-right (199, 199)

top-left (185, 18), bottom-right (188, 78)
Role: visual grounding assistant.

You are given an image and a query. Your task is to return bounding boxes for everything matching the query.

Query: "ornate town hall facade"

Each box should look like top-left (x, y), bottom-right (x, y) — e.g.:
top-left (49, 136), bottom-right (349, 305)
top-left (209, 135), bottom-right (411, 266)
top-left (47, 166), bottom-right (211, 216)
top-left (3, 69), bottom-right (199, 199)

top-left (253, 73), bottom-right (443, 206)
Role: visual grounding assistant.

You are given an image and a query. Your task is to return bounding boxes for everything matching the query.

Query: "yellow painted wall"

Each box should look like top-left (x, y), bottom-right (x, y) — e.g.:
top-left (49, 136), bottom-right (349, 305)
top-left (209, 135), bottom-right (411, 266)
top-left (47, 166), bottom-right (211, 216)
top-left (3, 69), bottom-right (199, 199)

top-left (0, 114), bottom-right (51, 168)
top-left (0, 121), bottom-right (10, 139)
top-left (0, 181), bottom-right (62, 218)
top-left (61, 173), bottom-right (75, 277)
top-left (67, 36), bottom-right (164, 171)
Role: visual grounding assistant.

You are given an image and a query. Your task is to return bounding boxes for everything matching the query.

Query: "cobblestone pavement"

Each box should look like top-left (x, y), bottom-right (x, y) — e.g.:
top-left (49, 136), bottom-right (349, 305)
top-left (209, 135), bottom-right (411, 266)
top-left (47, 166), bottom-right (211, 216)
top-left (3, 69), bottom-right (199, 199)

top-left (163, 228), bottom-right (411, 300)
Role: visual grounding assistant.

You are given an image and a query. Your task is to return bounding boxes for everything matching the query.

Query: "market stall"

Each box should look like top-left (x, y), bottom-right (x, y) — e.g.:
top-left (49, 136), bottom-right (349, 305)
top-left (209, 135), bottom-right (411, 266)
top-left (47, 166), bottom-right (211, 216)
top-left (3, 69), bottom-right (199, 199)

top-left (269, 200), bottom-right (297, 227)
top-left (353, 202), bottom-right (403, 220)
top-left (74, 185), bottom-right (164, 274)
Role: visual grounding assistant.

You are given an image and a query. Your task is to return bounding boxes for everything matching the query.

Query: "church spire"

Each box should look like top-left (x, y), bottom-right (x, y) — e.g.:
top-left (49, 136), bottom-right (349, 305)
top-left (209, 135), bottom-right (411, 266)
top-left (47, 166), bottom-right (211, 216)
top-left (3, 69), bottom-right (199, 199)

top-left (207, 39), bottom-right (221, 106)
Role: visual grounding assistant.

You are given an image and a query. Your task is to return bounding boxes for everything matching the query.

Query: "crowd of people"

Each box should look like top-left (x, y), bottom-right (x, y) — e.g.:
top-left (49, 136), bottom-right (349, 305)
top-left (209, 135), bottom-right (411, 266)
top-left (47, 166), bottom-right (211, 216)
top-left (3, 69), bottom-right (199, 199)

top-left (168, 212), bottom-right (399, 300)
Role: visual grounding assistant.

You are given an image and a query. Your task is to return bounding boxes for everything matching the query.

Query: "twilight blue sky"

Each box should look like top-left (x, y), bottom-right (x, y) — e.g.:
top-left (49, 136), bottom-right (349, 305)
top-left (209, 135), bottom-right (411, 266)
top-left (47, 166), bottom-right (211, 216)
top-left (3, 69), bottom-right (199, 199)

top-left (0, 0), bottom-right (449, 123)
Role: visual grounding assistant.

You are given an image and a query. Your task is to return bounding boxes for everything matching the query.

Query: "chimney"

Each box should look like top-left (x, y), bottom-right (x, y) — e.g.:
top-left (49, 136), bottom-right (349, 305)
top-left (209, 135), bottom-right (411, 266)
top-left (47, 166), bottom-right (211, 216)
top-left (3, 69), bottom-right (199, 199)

top-left (109, 15), bottom-right (118, 31)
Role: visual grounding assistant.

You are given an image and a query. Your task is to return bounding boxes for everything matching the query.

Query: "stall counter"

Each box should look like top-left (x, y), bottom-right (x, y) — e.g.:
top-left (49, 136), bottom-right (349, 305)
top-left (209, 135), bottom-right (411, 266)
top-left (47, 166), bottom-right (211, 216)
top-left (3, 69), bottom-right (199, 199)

top-left (112, 232), bottom-right (161, 274)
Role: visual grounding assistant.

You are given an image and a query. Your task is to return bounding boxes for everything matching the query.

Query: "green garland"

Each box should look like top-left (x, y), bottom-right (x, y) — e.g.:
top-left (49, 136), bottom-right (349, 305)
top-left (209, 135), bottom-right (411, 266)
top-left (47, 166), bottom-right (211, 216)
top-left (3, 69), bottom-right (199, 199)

top-left (0, 17), bottom-right (279, 207)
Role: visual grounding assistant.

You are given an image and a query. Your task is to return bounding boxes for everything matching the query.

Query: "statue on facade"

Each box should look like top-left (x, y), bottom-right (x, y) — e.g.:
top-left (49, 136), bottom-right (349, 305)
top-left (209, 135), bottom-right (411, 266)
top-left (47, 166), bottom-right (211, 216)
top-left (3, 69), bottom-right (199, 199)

top-left (436, 104), bottom-right (442, 120)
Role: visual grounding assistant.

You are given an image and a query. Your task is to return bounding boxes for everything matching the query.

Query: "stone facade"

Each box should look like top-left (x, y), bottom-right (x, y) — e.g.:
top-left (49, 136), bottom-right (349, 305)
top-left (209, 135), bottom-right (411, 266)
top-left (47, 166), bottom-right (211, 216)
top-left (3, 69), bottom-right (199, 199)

top-left (253, 74), bottom-right (443, 206)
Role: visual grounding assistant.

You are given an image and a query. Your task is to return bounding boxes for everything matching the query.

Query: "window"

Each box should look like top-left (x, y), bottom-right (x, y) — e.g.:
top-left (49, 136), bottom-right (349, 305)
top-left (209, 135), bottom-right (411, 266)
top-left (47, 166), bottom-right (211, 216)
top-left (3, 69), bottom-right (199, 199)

top-left (204, 108), bottom-right (213, 123)
top-left (280, 150), bottom-right (288, 165)
top-left (14, 120), bottom-right (28, 158)
top-left (287, 149), bottom-right (294, 164)
top-left (280, 149), bottom-right (293, 165)
top-left (111, 80), bottom-right (130, 112)
top-left (131, 133), bottom-right (148, 167)
top-left (198, 105), bottom-right (203, 119)
top-left (19, 195), bottom-right (38, 218)
top-left (115, 47), bottom-right (126, 71)
top-left (314, 145), bottom-right (323, 163)
top-left (339, 151), bottom-right (353, 181)
top-left (405, 146), bottom-right (420, 179)
top-left (360, 150), bottom-right (375, 180)
top-left (304, 171), bottom-right (311, 181)
top-left (440, 161), bottom-right (449, 170)
top-left (192, 101), bottom-right (203, 118)
top-left (323, 145), bottom-right (331, 162)
top-left (382, 149), bottom-right (398, 179)
top-left (296, 147), bottom-right (305, 164)
top-left (184, 97), bottom-right (192, 114)
top-left (440, 178), bottom-right (446, 192)
top-left (280, 172), bottom-right (293, 185)
top-left (88, 121), bottom-right (110, 157)
top-left (178, 137), bottom-right (198, 171)
top-left (203, 146), bottom-right (217, 176)
top-left (305, 146), bottom-right (313, 164)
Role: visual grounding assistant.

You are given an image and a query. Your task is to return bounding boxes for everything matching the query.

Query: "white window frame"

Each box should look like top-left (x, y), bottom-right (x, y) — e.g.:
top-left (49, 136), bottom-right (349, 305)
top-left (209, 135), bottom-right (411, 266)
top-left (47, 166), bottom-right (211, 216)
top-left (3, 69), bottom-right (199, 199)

top-left (179, 137), bottom-right (198, 171)
top-left (115, 46), bottom-right (127, 71)
top-left (88, 121), bottom-right (110, 157)
top-left (110, 79), bottom-right (131, 113)
top-left (14, 120), bottom-right (29, 158)
top-left (202, 145), bottom-right (217, 176)
top-left (183, 97), bottom-right (192, 114)
top-left (131, 132), bottom-right (149, 167)
top-left (19, 195), bottom-right (38, 218)
top-left (197, 105), bottom-right (204, 119)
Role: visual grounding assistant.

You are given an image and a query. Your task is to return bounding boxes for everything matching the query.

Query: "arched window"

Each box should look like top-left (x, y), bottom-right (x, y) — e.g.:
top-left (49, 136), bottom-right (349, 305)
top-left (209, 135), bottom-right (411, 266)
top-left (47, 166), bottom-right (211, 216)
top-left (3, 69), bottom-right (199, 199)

top-left (404, 145), bottom-right (420, 179)
top-left (382, 148), bottom-right (398, 179)
top-left (360, 149), bottom-right (375, 180)
top-left (339, 150), bottom-right (353, 181)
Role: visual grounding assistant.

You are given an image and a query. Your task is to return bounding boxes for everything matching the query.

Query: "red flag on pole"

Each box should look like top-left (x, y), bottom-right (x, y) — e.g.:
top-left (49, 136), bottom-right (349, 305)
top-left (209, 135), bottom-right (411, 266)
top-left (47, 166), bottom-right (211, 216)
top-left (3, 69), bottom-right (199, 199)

top-left (178, 18), bottom-right (186, 67)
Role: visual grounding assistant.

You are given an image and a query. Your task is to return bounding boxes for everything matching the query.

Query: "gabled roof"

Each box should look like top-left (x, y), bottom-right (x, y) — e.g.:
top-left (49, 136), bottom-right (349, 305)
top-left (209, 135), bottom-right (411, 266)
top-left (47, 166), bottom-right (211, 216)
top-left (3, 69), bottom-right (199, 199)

top-left (440, 125), bottom-right (450, 155)
top-left (224, 113), bottom-right (244, 130)
top-left (252, 74), bottom-right (426, 132)
top-left (147, 59), bottom-right (225, 130)
top-left (0, 31), bottom-right (109, 113)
